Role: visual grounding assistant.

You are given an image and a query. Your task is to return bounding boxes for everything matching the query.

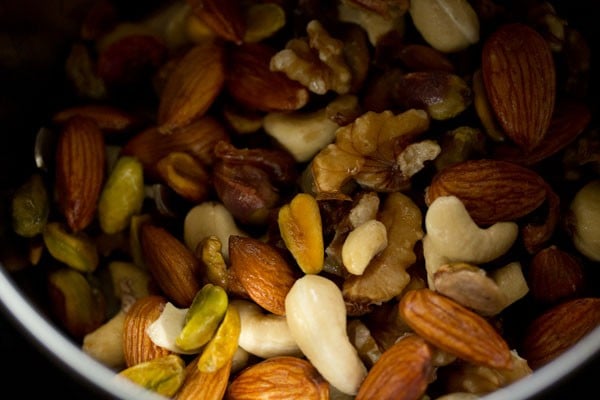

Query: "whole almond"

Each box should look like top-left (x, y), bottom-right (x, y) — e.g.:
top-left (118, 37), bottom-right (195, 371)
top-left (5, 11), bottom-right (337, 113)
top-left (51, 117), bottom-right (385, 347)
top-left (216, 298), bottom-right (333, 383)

top-left (356, 334), bottom-right (433, 400)
top-left (227, 356), bottom-right (329, 400)
top-left (55, 116), bottom-right (105, 232)
top-left (522, 297), bottom-right (600, 369)
top-left (158, 39), bottom-right (225, 134)
top-left (482, 23), bottom-right (556, 151)
top-left (399, 288), bottom-right (513, 369)
top-left (123, 295), bottom-right (172, 367)
top-left (226, 43), bottom-right (310, 112)
top-left (140, 223), bottom-right (203, 308)
top-left (174, 356), bottom-right (231, 400)
top-left (186, 0), bottom-right (245, 44)
top-left (425, 159), bottom-right (548, 225)
top-left (228, 235), bottom-right (299, 316)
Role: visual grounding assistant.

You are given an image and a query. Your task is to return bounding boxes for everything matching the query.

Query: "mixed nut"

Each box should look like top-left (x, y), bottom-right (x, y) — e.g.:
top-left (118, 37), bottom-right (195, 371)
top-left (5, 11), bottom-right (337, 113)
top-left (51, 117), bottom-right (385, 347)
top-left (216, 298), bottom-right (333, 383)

top-left (3, 0), bottom-right (600, 399)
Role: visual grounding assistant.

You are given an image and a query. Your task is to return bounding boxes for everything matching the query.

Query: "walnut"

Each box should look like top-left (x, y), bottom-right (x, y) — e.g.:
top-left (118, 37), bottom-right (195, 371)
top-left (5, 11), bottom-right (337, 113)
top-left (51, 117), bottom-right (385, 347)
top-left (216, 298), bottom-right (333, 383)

top-left (311, 109), bottom-right (439, 197)
top-left (270, 20), bottom-right (352, 95)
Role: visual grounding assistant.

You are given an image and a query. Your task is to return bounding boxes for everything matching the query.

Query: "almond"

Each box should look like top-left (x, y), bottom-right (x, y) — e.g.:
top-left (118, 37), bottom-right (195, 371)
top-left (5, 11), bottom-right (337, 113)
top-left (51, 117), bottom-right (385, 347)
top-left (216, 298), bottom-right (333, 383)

top-left (53, 104), bottom-right (140, 133)
top-left (521, 297), bottom-right (600, 369)
top-left (399, 288), bottom-right (513, 369)
top-left (186, 0), bottom-right (245, 44)
top-left (157, 39), bottom-right (226, 134)
top-left (227, 356), bottom-right (329, 400)
top-left (482, 23), bottom-right (556, 151)
top-left (226, 43), bottom-right (310, 112)
top-left (356, 334), bottom-right (433, 400)
top-left (425, 159), bottom-right (549, 225)
top-left (140, 223), bottom-right (203, 308)
top-left (528, 246), bottom-right (585, 305)
top-left (55, 116), bottom-right (105, 232)
top-left (174, 355), bottom-right (231, 400)
top-left (123, 295), bottom-right (172, 367)
top-left (228, 235), bottom-right (299, 316)
top-left (121, 116), bottom-right (229, 179)
top-left (492, 100), bottom-right (591, 165)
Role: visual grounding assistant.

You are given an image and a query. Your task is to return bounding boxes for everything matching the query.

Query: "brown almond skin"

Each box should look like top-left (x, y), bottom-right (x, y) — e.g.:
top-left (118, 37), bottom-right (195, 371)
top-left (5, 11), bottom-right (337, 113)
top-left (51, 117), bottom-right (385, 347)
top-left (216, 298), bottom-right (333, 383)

top-left (356, 334), bottom-right (433, 400)
top-left (228, 235), bottom-right (299, 316)
top-left (522, 297), bottom-right (600, 370)
top-left (174, 355), bottom-right (231, 400)
top-left (55, 116), bottom-right (105, 232)
top-left (226, 356), bottom-right (329, 400)
top-left (399, 288), bottom-right (513, 369)
top-left (226, 43), bottom-right (310, 112)
top-left (425, 159), bottom-right (548, 225)
top-left (123, 295), bottom-right (171, 367)
top-left (482, 23), bottom-right (556, 151)
top-left (157, 39), bottom-right (226, 134)
top-left (140, 224), bottom-right (203, 308)
top-left (186, 0), bottom-right (245, 44)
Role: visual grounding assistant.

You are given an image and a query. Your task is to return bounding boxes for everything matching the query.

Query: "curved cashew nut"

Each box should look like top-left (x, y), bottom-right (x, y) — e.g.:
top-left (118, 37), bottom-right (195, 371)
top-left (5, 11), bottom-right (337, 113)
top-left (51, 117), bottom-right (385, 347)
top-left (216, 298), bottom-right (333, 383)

top-left (342, 219), bottom-right (388, 275)
top-left (231, 299), bottom-right (301, 359)
top-left (425, 196), bottom-right (518, 264)
top-left (285, 274), bottom-right (367, 395)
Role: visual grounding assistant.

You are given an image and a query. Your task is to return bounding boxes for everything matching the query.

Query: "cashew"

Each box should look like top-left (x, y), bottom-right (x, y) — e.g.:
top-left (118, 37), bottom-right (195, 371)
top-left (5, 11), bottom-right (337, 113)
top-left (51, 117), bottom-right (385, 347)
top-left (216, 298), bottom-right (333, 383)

top-left (425, 196), bottom-right (518, 264)
top-left (337, 0), bottom-right (405, 46)
top-left (342, 219), bottom-right (388, 275)
top-left (82, 310), bottom-right (127, 369)
top-left (568, 180), bottom-right (600, 261)
top-left (183, 201), bottom-right (247, 261)
top-left (145, 302), bottom-right (198, 355)
top-left (285, 274), bottom-right (367, 395)
top-left (490, 261), bottom-right (529, 309)
top-left (422, 234), bottom-right (451, 289)
top-left (263, 97), bottom-right (352, 162)
top-left (231, 299), bottom-right (301, 359)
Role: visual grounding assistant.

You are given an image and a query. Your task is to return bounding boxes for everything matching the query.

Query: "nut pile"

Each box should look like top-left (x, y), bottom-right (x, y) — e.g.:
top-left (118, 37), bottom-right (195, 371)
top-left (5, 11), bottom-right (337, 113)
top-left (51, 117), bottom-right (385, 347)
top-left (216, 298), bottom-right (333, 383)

top-left (5, 0), bottom-right (600, 399)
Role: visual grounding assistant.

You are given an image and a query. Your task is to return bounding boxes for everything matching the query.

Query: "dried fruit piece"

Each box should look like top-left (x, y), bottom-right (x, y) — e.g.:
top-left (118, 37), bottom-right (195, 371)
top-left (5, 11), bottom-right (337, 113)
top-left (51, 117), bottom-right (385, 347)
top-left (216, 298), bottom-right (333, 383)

top-left (55, 116), bottom-right (105, 232)
top-left (482, 23), bottom-right (556, 151)
top-left (278, 193), bottom-right (324, 274)
top-left (97, 156), bottom-right (144, 234)
top-left (399, 288), bottom-right (513, 369)
top-left (227, 356), bottom-right (329, 400)
top-left (118, 354), bottom-right (186, 397)
top-left (176, 284), bottom-right (228, 352)
top-left (356, 334), bottom-right (433, 400)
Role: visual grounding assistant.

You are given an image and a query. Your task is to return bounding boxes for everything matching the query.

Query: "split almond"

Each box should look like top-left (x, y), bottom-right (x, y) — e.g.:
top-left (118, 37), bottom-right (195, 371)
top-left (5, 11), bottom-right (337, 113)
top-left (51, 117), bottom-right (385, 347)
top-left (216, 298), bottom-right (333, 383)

top-left (522, 297), bottom-right (600, 369)
top-left (227, 356), bottom-right (329, 400)
top-left (356, 334), bottom-right (433, 400)
top-left (55, 116), bottom-right (105, 232)
top-left (228, 235), bottom-right (298, 316)
top-left (123, 295), bottom-right (172, 367)
top-left (482, 23), bottom-right (556, 151)
top-left (157, 39), bottom-right (225, 134)
top-left (140, 223), bottom-right (203, 308)
top-left (399, 288), bottom-right (513, 369)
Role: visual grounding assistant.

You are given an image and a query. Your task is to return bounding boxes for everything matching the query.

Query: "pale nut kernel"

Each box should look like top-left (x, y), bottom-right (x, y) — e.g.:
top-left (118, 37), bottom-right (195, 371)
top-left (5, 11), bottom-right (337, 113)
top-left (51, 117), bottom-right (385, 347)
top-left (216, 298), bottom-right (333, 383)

top-left (409, 0), bottom-right (480, 53)
top-left (342, 219), bottom-right (388, 275)
top-left (567, 179), bottom-right (600, 261)
top-left (285, 274), bottom-right (367, 395)
top-left (425, 196), bottom-right (518, 264)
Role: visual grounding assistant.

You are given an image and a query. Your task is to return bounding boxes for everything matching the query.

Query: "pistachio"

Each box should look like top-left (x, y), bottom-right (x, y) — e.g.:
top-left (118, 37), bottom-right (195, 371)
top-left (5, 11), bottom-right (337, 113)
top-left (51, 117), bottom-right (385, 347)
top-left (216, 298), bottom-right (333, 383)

top-left (118, 354), bottom-right (186, 397)
top-left (278, 193), bottom-right (324, 274)
top-left (11, 173), bottom-right (49, 238)
top-left (176, 284), bottom-right (228, 352)
top-left (197, 304), bottom-right (241, 373)
top-left (42, 222), bottom-right (99, 273)
top-left (98, 156), bottom-right (144, 234)
top-left (243, 2), bottom-right (286, 43)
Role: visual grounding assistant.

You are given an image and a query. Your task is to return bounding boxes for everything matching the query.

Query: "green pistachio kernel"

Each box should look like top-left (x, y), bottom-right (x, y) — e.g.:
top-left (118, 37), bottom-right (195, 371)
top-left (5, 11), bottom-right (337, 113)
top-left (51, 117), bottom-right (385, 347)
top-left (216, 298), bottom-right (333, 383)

top-left (43, 222), bottom-right (99, 272)
top-left (197, 303), bottom-right (241, 373)
top-left (98, 156), bottom-right (144, 234)
top-left (118, 354), bottom-right (186, 397)
top-left (176, 283), bottom-right (228, 352)
top-left (11, 173), bottom-right (49, 238)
